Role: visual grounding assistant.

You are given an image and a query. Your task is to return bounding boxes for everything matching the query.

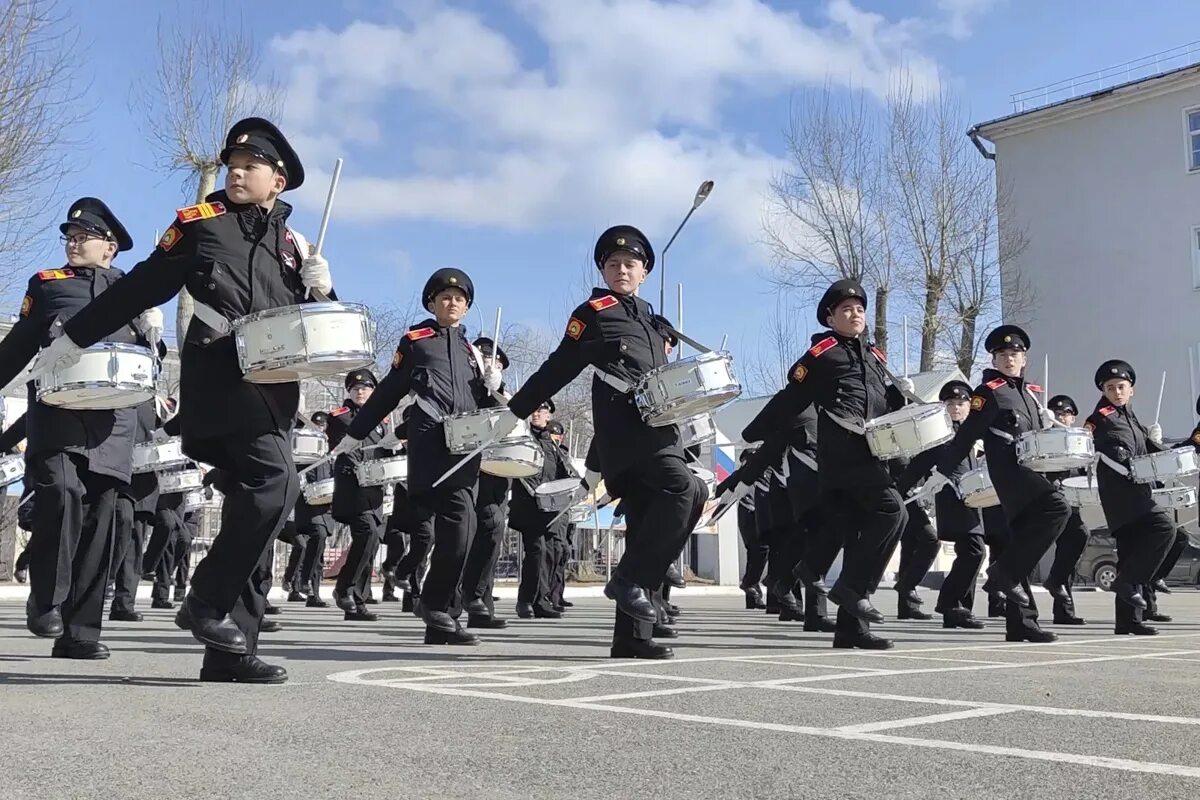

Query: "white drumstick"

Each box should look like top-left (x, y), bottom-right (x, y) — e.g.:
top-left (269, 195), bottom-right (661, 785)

top-left (1043, 354), bottom-right (1049, 405)
top-left (492, 307), bottom-right (502, 370)
top-left (719, 333), bottom-right (728, 352)
top-left (1155, 370), bottom-right (1167, 426)
top-left (315, 158), bottom-right (343, 257)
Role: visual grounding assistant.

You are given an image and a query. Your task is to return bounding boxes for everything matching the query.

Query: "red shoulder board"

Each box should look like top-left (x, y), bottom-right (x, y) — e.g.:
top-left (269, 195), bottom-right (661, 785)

top-left (1099, 406), bottom-right (1116, 417)
top-left (808, 336), bottom-right (837, 358)
top-left (176, 201), bottom-right (226, 224)
top-left (1027, 384), bottom-right (1043, 393)
top-left (406, 327), bottom-right (435, 341)
top-left (329, 406), bottom-right (350, 417)
top-left (870, 346), bottom-right (886, 363)
top-left (985, 377), bottom-right (1006, 390)
top-left (37, 269), bottom-right (73, 281)
top-left (588, 295), bottom-right (619, 311)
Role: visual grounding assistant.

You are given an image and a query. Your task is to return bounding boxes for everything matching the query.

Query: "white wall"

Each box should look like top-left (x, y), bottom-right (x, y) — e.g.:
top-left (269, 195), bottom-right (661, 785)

top-left (991, 78), bottom-right (1200, 437)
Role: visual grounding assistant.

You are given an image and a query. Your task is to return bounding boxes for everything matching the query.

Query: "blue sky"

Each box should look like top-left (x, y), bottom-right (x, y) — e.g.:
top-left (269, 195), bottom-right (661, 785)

top-left (45, 0), bottom-right (1199, 386)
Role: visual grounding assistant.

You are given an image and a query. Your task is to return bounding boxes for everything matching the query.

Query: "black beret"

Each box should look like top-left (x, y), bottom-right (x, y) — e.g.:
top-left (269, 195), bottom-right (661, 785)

top-left (816, 278), bottom-right (866, 327)
top-left (1047, 394), bottom-right (1078, 415)
top-left (220, 117), bottom-right (304, 190)
top-left (594, 225), bottom-right (655, 273)
top-left (938, 380), bottom-right (972, 402)
top-left (345, 368), bottom-right (378, 390)
top-left (546, 420), bottom-right (565, 436)
top-left (473, 336), bottom-right (509, 369)
top-left (1095, 359), bottom-right (1135, 389)
top-left (984, 325), bottom-right (1030, 353)
top-left (60, 197), bottom-right (132, 252)
top-left (422, 267), bottom-right (474, 308)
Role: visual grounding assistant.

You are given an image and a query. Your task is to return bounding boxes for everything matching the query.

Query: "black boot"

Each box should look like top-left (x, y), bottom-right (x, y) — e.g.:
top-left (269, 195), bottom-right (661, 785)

top-left (200, 654), bottom-right (288, 684)
top-left (109, 609), bottom-right (144, 623)
top-left (1114, 622), bottom-right (1158, 636)
top-left (833, 632), bottom-right (894, 650)
top-left (610, 638), bottom-right (674, 659)
top-left (467, 614), bottom-right (508, 629)
top-left (942, 608), bottom-right (984, 629)
top-left (260, 619), bottom-right (283, 633)
top-left (51, 639), bottom-right (110, 660)
top-left (425, 624), bottom-right (480, 645)
top-left (828, 585), bottom-right (884, 623)
top-left (803, 616), bottom-right (837, 633)
top-left (180, 594), bottom-right (247, 654)
top-left (1006, 627), bottom-right (1057, 643)
top-left (652, 623), bottom-right (679, 639)
top-left (744, 587), bottom-right (766, 609)
top-left (664, 564), bottom-right (686, 589)
top-left (603, 574), bottom-right (657, 623)
top-left (287, 590), bottom-right (305, 603)
top-left (27, 600), bottom-right (63, 638)
top-left (515, 602), bottom-right (534, 619)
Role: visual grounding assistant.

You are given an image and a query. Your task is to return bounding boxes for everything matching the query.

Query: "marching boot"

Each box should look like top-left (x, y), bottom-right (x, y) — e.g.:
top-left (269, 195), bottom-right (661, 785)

top-left (611, 638), bottom-right (674, 659)
top-left (425, 622), bottom-right (479, 645)
top-left (833, 632), bottom-right (894, 650)
top-left (942, 608), bottom-right (985, 629)
top-left (51, 639), bottom-right (110, 660)
top-left (200, 653), bottom-right (288, 684)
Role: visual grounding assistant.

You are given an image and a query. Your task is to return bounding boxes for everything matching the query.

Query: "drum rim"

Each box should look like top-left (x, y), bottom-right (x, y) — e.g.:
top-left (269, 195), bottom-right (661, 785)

top-left (536, 477), bottom-right (583, 496)
top-left (639, 350), bottom-right (735, 376)
top-left (36, 381), bottom-right (157, 408)
top-left (233, 301), bottom-right (371, 326)
top-left (866, 403), bottom-right (950, 427)
top-left (73, 342), bottom-right (154, 355)
top-left (638, 387), bottom-right (741, 426)
top-left (240, 352), bottom-right (375, 378)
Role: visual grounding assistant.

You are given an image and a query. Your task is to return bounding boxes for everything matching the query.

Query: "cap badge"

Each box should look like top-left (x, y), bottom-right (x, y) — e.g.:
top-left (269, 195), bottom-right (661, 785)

top-left (1004, 335), bottom-right (1012, 342)
top-left (616, 237), bottom-right (625, 246)
top-left (448, 276), bottom-right (457, 285)
top-left (848, 288), bottom-right (856, 295)
top-left (71, 209), bottom-right (81, 219)
top-left (1111, 367), bottom-right (1118, 373)
top-left (236, 134), bottom-right (249, 144)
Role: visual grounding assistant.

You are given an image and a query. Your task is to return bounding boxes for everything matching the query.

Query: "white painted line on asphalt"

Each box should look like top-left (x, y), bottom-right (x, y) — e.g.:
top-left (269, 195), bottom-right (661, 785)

top-left (326, 672), bottom-right (1200, 779)
top-left (567, 683), bottom-right (739, 704)
top-left (720, 657), bottom-right (893, 672)
top-left (839, 654), bottom-right (1012, 666)
top-left (835, 707), bottom-right (1018, 734)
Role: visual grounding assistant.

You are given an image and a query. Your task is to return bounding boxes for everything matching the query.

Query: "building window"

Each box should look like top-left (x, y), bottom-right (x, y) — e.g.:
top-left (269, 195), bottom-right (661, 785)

top-left (1190, 109), bottom-right (1200, 171)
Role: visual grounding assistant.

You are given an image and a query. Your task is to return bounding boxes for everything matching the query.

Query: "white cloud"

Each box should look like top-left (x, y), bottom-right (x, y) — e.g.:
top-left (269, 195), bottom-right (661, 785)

top-left (935, 0), bottom-right (1000, 40)
top-left (271, 0), bottom-right (958, 248)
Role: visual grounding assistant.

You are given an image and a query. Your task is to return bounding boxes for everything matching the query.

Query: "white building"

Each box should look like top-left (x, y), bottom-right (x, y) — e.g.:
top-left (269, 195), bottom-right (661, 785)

top-left (971, 55), bottom-right (1200, 438)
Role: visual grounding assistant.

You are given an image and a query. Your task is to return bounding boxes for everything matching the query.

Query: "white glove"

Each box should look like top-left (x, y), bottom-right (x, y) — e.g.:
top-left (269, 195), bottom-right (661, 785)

top-left (1149, 423), bottom-right (1163, 445)
top-left (300, 252), bottom-right (333, 297)
top-left (1040, 406), bottom-right (1058, 429)
top-left (491, 410), bottom-right (520, 441)
top-left (377, 430), bottom-right (401, 450)
top-left (331, 435), bottom-right (362, 457)
top-left (583, 469), bottom-right (602, 491)
top-left (482, 363), bottom-right (502, 392)
top-left (895, 376), bottom-right (915, 396)
top-left (912, 469), bottom-right (952, 500)
top-left (31, 332), bottom-right (84, 377)
top-left (135, 307), bottom-right (164, 341)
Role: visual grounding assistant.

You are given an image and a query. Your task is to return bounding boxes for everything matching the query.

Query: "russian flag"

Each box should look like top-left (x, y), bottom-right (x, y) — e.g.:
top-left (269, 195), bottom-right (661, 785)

top-left (713, 446), bottom-right (735, 482)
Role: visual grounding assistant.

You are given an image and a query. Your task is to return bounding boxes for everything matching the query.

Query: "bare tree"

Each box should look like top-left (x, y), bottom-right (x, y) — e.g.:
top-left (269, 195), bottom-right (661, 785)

top-left (0, 0), bottom-right (82, 299)
top-left (742, 294), bottom-right (807, 396)
top-left (763, 86), bottom-right (897, 348)
top-left (130, 10), bottom-right (284, 345)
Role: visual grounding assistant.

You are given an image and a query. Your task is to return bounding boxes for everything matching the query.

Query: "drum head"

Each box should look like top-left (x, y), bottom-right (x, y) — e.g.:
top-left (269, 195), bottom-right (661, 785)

top-left (39, 385), bottom-right (155, 410)
top-left (481, 459), bottom-right (541, 478)
top-left (536, 478), bottom-right (582, 497)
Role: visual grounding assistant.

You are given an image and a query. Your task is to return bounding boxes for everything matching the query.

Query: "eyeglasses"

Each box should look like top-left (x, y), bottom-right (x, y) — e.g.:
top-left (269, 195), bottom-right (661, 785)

top-left (60, 233), bottom-right (106, 246)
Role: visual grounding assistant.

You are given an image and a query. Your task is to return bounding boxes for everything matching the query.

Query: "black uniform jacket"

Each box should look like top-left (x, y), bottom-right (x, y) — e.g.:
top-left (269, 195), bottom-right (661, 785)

top-left (743, 332), bottom-right (904, 491)
top-left (507, 288), bottom-right (682, 482)
top-left (898, 420), bottom-right (983, 540)
top-left (0, 264), bottom-right (154, 482)
top-left (509, 425), bottom-right (575, 534)
top-left (348, 319), bottom-right (487, 496)
top-left (935, 369), bottom-right (1054, 521)
top-left (1086, 399), bottom-right (1164, 532)
top-left (62, 192), bottom-right (326, 464)
top-left (328, 397), bottom-right (387, 522)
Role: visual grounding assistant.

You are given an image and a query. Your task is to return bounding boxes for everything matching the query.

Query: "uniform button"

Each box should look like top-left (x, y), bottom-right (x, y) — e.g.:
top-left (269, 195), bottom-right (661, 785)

top-left (201, 337), bottom-right (211, 345)
top-left (208, 282), bottom-right (216, 290)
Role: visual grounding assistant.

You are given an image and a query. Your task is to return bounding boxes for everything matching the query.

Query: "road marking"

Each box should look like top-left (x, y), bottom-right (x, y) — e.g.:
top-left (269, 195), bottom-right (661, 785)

top-left (835, 707), bottom-right (1017, 733)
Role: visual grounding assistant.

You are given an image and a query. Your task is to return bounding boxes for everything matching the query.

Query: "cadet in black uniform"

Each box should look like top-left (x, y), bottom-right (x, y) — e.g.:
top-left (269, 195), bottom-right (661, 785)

top-left (917, 325), bottom-right (1067, 643)
top-left (328, 369), bottom-right (388, 622)
top-left (295, 412), bottom-right (334, 608)
top-left (898, 381), bottom-right (986, 629)
top-left (336, 267), bottom-right (495, 645)
top-left (510, 400), bottom-right (570, 619)
top-left (460, 336), bottom-right (512, 629)
top-left (1084, 360), bottom-right (1177, 635)
top-left (743, 278), bottom-right (908, 649)
top-left (52, 118), bottom-right (328, 683)
top-left (735, 448), bottom-right (767, 609)
top-left (109, 394), bottom-right (165, 623)
top-left (1042, 395), bottom-right (1090, 625)
top-left (0, 198), bottom-right (153, 659)
top-left (547, 418), bottom-right (575, 611)
top-left (504, 226), bottom-right (707, 659)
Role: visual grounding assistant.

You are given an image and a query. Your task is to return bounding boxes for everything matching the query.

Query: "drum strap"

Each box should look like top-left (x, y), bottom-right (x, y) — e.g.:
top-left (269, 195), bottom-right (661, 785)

top-left (988, 427), bottom-right (1015, 444)
top-left (593, 368), bottom-right (633, 395)
top-left (660, 322), bottom-right (714, 354)
top-left (412, 394), bottom-right (446, 424)
top-left (1097, 451), bottom-right (1131, 478)
top-left (789, 446), bottom-right (818, 473)
top-left (191, 300), bottom-right (232, 336)
top-left (824, 409), bottom-right (865, 436)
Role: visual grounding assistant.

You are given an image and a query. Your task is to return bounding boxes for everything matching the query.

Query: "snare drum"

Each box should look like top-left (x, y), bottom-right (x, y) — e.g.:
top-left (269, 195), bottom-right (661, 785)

top-left (688, 465), bottom-right (717, 497)
top-left (1015, 428), bottom-right (1095, 472)
top-left (1129, 447), bottom-right (1200, 485)
top-left (1060, 475), bottom-right (1101, 508)
top-left (482, 440), bottom-right (542, 478)
top-left (355, 455), bottom-right (408, 487)
top-left (568, 505), bottom-right (589, 524)
top-left (444, 408), bottom-right (543, 478)
top-left (36, 343), bottom-right (155, 410)
top-left (303, 477), bottom-right (335, 505)
top-left (291, 428), bottom-right (329, 464)
top-left (0, 454), bottom-right (23, 487)
top-left (678, 414), bottom-right (718, 448)
top-left (1155, 485), bottom-right (1197, 509)
top-left (957, 466), bottom-right (1000, 509)
top-left (183, 490), bottom-right (207, 512)
top-left (159, 469), bottom-right (204, 495)
top-left (634, 351), bottom-right (741, 427)
top-left (132, 437), bottom-right (188, 474)
top-left (863, 404), bottom-right (954, 459)
top-left (233, 302), bottom-right (375, 383)
top-left (535, 478), bottom-right (584, 513)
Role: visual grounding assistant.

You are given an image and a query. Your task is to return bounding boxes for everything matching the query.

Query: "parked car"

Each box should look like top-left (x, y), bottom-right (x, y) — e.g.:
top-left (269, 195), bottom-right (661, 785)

top-left (1077, 528), bottom-right (1200, 590)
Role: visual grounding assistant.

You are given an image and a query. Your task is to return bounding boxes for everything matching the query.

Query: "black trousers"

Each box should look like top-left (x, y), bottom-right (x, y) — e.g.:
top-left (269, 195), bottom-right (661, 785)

top-left (549, 526), bottom-right (570, 606)
top-left (110, 498), bottom-right (150, 614)
top-left (205, 547), bottom-right (274, 665)
top-left (517, 525), bottom-right (553, 609)
top-left (825, 483), bottom-right (906, 636)
top-left (608, 455), bottom-right (707, 642)
top-left (395, 512), bottom-right (435, 595)
top-left (413, 485), bottom-right (476, 618)
top-left (1112, 512), bottom-right (1176, 627)
top-left (895, 505), bottom-right (940, 612)
top-left (284, 538), bottom-right (308, 590)
top-left (335, 507), bottom-right (383, 607)
top-left (189, 430), bottom-right (300, 649)
top-left (27, 451), bottom-right (120, 643)
top-left (993, 492), bottom-right (1071, 634)
top-left (298, 512), bottom-right (331, 595)
top-left (1152, 528), bottom-right (1188, 582)
top-left (461, 474), bottom-right (509, 614)
top-left (737, 503), bottom-right (767, 589)
top-left (937, 532), bottom-right (985, 614)
top-left (1048, 508), bottom-right (1090, 620)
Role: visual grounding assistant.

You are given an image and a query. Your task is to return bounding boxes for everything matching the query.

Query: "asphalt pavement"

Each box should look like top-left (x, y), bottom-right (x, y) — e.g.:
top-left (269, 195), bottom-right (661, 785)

top-left (3, 588), bottom-right (1200, 799)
